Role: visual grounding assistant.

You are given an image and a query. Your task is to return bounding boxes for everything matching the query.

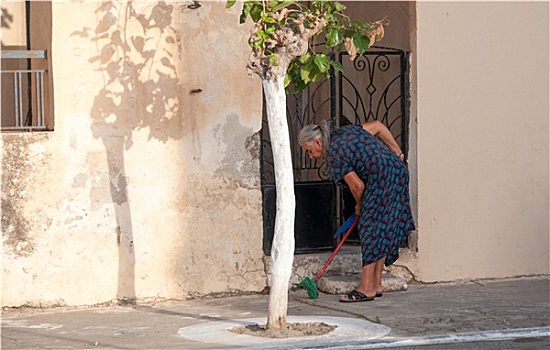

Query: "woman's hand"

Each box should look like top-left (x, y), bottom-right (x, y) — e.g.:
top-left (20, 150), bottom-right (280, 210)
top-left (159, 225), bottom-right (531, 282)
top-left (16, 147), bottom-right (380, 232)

top-left (344, 172), bottom-right (365, 217)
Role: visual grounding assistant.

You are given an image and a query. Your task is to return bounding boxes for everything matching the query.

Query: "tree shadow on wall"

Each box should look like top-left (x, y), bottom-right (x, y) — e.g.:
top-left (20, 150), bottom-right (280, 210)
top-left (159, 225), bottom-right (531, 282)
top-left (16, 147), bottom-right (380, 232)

top-left (1, 7), bottom-right (13, 32)
top-left (71, 1), bottom-right (185, 302)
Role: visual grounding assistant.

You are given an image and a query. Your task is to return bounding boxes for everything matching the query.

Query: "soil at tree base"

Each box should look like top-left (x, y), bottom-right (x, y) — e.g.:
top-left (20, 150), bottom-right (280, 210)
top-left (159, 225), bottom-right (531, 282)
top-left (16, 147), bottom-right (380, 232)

top-left (229, 322), bottom-right (337, 338)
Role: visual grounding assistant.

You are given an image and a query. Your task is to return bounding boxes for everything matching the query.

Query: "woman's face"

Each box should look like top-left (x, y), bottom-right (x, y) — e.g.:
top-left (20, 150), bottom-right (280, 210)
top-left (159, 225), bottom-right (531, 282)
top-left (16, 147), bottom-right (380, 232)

top-left (301, 139), bottom-right (324, 159)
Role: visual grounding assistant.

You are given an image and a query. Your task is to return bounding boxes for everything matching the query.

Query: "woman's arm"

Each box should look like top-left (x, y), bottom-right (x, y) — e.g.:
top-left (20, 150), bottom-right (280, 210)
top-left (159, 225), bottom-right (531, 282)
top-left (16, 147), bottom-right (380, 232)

top-left (363, 120), bottom-right (404, 159)
top-left (343, 171), bottom-right (365, 216)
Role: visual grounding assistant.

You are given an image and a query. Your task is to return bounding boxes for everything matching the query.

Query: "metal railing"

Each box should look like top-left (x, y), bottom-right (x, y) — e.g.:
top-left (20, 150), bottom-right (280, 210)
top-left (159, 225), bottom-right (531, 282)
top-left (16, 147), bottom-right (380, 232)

top-left (1, 50), bottom-right (48, 131)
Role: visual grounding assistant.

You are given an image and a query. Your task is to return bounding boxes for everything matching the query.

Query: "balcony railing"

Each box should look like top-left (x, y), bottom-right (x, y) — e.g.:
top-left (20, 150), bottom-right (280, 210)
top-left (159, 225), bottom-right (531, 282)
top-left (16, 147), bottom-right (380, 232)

top-left (1, 50), bottom-right (48, 131)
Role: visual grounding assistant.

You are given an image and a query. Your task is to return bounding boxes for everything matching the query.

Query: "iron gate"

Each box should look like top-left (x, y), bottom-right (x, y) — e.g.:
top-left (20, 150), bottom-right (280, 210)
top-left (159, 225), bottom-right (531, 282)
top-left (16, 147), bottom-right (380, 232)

top-left (262, 47), bottom-right (410, 254)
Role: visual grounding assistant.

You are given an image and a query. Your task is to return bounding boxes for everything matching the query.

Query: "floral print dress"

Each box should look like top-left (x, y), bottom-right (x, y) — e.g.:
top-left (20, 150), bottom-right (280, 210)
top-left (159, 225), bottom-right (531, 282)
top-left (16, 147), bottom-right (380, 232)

top-left (326, 124), bottom-right (415, 266)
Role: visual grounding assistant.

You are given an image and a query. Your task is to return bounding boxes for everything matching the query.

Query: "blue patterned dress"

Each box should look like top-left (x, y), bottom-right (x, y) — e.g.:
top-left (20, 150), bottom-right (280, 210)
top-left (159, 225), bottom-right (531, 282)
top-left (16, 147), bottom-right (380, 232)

top-left (326, 124), bottom-right (415, 266)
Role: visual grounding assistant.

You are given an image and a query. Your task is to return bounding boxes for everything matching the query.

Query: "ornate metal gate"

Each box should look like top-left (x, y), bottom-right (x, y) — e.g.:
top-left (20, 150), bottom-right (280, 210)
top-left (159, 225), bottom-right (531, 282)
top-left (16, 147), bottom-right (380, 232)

top-left (262, 47), bottom-right (410, 254)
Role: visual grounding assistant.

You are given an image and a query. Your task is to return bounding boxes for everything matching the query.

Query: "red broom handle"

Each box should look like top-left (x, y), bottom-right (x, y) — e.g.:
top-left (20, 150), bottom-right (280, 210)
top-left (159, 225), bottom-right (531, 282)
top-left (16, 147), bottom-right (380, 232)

top-left (315, 215), bottom-right (359, 282)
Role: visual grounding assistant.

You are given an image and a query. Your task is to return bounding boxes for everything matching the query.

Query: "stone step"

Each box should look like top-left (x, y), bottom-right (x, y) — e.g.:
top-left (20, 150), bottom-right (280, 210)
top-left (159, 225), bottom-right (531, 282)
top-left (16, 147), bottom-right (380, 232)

top-left (264, 245), bottom-right (410, 294)
top-left (290, 246), bottom-right (363, 284)
top-left (317, 272), bottom-right (408, 295)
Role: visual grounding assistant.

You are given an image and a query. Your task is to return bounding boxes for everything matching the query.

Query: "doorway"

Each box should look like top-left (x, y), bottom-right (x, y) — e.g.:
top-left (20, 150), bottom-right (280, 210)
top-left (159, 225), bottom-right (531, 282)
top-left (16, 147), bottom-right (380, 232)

top-left (261, 45), bottom-right (410, 254)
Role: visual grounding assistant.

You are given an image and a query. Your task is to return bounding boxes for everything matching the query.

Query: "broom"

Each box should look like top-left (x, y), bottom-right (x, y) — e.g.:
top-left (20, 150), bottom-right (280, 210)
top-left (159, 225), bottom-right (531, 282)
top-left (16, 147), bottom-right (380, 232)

top-left (298, 213), bottom-right (359, 299)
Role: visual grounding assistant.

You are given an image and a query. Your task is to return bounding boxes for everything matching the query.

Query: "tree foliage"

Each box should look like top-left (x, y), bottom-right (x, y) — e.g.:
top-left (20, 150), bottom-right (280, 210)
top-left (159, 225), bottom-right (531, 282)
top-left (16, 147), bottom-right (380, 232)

top-left (227, 0), bottom-right (389, 92)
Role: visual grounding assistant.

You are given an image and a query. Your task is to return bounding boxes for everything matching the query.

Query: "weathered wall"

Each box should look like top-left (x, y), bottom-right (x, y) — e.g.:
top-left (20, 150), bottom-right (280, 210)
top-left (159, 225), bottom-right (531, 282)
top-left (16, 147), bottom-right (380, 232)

top-left (2, 1), bottom-right (265, 307)
top-left (4, 0), bottom-right (548, 307)
top-left (414, 2), bottom-right (549, 281)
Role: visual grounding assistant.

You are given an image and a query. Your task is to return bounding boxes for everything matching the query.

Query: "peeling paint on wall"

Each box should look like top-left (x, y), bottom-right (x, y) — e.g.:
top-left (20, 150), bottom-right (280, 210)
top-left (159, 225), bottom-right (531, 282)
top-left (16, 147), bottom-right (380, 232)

top-left (174, 174), bottom-right (266, 297)
top-left (2, 134), bottom-right (50, 257)
top-left (213, 114), bottom-right (261, 189)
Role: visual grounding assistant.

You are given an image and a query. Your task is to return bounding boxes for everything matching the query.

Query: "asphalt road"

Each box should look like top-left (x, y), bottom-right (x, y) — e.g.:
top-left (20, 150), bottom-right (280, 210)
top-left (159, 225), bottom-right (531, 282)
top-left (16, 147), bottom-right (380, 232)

top-left (358, 337), bottom-right (550, 350)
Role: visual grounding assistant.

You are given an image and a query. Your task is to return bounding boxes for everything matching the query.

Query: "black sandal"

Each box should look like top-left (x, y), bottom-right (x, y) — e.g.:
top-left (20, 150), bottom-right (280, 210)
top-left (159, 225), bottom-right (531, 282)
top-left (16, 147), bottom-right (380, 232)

top-left (340, 289), bottom-right (375, 303)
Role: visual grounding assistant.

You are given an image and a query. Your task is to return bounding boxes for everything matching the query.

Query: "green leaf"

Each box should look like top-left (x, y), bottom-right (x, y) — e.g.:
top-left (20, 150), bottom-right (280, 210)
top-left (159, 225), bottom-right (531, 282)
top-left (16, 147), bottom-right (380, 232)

top-left (298, 57), bottom-right (324, 83)
top-left (289, 76), bottom-right (308, 94)
top-left (351, 19), bottom-right (364, 32)
top-left (310, 1), bottom-right (324, 14)
top-left (326, 28), bottom-right (342, 47)
top-left (333, 1), bottom-right (346, 11)
top-left (239, 2), bottom-right (251, 23)
top-left (263, 16), bottom-right (277, 23)
top-left (300, 65), bottom-right (312, 84)
top-left (226, 0), bottom-right (236, 8)
top-left (299, 52), bottom-right (311, 64)
top-left (330, 61), bottom-right (343, 76)
top-left (313, 54), bottom-right (329, 73)
top-left (257, 29), bottom-right (268, 40)
top-left (353, 33), bottom-right (370, 54)
top-left (323, 13), bottom-right (335, 26)
top-left (240, 1), bottom-right (264, 23)
top-left (286, 66), bottom-right (308, 94)
top-left (310, 67), bottom-right (325, 82)
top-left (299, 59), bottom-right (318, 84)
top-left (342, 29), bottom-right (354, 39)
top-left (284, 73), bottom-right (292, 87)
top-left (270, 0), bottom-right (296, 12)
top-left (250, 5), bottom-right (263, 22)
top-left (253, 38), bottom-right (264, 48)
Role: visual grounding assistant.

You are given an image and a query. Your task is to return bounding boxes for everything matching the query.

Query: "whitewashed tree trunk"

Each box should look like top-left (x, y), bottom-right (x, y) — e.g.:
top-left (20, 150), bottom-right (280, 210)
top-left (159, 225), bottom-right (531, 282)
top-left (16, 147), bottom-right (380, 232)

top-left (232, 0), bottom-right (386, 332)
top-left (262, 76), bottom-right (296, 330)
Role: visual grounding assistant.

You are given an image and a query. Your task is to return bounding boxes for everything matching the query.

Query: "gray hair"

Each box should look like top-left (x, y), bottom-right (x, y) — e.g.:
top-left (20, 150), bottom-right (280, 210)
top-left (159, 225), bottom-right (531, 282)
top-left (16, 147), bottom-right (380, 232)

top-left (299, 121), bottom-right (330, 151)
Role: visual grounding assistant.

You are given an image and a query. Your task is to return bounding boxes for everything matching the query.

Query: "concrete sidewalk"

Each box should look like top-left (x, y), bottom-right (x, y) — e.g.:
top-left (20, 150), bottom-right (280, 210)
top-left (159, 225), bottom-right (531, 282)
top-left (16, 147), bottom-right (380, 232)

top-left (2, 277), bottom-right (549, 349)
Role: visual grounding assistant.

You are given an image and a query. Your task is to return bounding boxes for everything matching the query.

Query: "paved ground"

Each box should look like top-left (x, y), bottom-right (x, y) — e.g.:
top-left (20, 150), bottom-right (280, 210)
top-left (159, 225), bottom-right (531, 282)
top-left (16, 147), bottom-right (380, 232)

top-left (1, 276), bottom-right (549, 349)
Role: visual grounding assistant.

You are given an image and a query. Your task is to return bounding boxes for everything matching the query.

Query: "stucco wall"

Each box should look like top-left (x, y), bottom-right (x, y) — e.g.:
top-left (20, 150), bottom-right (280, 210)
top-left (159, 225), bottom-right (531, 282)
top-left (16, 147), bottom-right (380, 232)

top-left (414, 1), bottom-right (549, 281)
top-left (2, 1), bottom-right (265, 307)
top-left (4, 0), bottom-right (548, 307)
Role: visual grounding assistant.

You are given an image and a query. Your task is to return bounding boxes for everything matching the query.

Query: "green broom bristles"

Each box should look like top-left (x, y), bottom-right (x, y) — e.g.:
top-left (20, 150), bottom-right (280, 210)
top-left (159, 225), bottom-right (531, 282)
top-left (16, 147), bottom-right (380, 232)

top-left (298, 277), bottom-right (319, 300)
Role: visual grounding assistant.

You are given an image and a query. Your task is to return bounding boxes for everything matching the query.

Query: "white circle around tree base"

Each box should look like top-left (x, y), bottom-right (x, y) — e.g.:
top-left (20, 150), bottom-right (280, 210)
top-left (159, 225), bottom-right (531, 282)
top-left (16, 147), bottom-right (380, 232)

top-left (177, 315), bottom-right (391, 348)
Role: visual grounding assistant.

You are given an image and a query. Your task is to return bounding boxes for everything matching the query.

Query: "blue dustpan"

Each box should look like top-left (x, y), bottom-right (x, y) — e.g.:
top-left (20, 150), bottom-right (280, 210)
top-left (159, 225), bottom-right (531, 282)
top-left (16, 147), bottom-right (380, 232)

top-left (333, 213), bottom-right (357, 238)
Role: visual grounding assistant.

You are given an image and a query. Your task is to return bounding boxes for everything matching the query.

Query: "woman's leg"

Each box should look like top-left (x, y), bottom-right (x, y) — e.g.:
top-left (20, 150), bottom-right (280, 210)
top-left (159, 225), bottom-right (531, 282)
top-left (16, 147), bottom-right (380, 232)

top-left (374, 257), bottom-right (386, 294)
top-left (359, 257), bottom-right (385, 294)
top-left (358, 262), bottom-right (378, 297)
top-left (340, 262), bottom-right (377, 301)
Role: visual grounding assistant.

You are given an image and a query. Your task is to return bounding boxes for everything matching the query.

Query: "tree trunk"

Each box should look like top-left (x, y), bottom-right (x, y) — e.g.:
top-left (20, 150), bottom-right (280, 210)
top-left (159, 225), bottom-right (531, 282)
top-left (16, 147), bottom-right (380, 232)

top-left (262, 76), bottom-right (296, 330)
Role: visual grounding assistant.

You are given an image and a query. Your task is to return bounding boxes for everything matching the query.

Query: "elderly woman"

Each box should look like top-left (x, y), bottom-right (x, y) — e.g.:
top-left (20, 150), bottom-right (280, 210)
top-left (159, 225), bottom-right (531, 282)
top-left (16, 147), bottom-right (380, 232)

top-left (299, 121), bottom-right (415, 302)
